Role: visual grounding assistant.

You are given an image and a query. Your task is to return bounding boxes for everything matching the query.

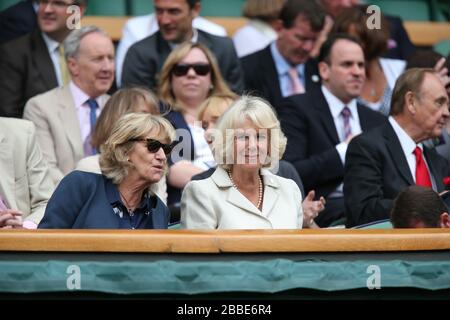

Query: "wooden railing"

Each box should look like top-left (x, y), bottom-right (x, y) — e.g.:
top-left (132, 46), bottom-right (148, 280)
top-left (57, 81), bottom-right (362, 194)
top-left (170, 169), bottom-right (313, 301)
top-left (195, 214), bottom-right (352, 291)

top-left (1, 229), bottom-right (449, 253)
top-left (81, 16), bottom-right (450, 47)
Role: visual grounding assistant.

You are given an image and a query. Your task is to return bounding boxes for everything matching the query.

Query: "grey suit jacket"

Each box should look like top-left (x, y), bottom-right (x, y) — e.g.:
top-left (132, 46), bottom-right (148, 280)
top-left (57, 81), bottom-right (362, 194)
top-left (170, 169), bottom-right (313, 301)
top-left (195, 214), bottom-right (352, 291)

top-left (121, 30), bottom-right (244, 93)
top-left (23, 85), bottom-right (109, 184)
top-left (181, 167), bottom-right (303, 229)
top-left (0, 29), bottom-right (58, 118)
top-left (0, 117), bottom-right (55, 224)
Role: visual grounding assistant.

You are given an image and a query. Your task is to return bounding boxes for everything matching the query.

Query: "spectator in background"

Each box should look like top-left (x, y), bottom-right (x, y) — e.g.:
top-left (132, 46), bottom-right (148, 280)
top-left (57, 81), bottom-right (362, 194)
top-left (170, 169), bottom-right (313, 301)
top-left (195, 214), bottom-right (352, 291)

top-left (157, 42), bottom-right (235, 206)
top-left (391, 186), bottom-right (450, 228)
top-left (24, 26), bottom-right (114, 184)
top-left (192, 94), bottom-right (325, 228)
top-left (0, 0), bottom-right (87, 118)
top-left (0, 117), bottom-right (55, 229)
top-left (39, 113), bottom-right (175, 229)
top-left (333, 6), bottom-right (406, 116)
top-left (314, 0), bottom-right (416, 60)
top-left (76, 87), bottom-right (168, 204)
top-left (115, 7), bottom-right (226, 87)
top-left (406, 50), bottom-right (450, 161)
top-left (181, 96), bottom-right (304, 229)
top-left (0, 0), bottom-right (38, 45)
top-left (233, 0), bottom-right (285, 57)
top-left (345, 68), bottom-right (450, 227)
top-left (241, 0), bottom-right (325, 111)
top-left (121, 0), bottom-right (243, 93)
top-left (279, 34), bottom-right (386, 227)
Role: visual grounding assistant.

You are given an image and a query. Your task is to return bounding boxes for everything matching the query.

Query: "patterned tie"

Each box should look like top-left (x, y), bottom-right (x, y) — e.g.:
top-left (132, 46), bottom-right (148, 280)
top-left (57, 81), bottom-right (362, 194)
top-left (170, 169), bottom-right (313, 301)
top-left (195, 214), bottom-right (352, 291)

top-left (414, 146), bottom-right (432, 188)
top-left (84, 99), bottom-right (98, 156)
top-left (287, 67), bottom-right (305, 95)
top-left (341, 106), bottom-right (352, 140)
top-left (58, 45), bottom-right (71, 85)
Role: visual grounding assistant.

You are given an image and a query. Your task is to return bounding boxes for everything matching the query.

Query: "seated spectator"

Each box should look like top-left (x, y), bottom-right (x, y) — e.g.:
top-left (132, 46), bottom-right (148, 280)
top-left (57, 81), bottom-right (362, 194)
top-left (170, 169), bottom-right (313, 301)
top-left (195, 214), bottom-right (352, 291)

top-left (181, 95), bottom-right (304, 229)
top-left (241, 0), bottom-right (325, 110)
top-left (233, 0), bottom-right (285, 57)
top-left (39, 113), bottom-right (176, 229)
top-left (344, 68), bottom-right (450, 227)
top-left (158, 42), bottom-right (235, 206)
top-left (193, 94), bottom-right (325, 228)
top-left (332, 6), bottom-right (406, 116)
top-left (23, 25), bottom-right (115, 184)
top-left (121, 0), bottom-right (243, 93)
top-left (0, 0), bottom-right (87, 117)
top-left (76, 87), bottom-right (168, 203)
top-left (116, 12), bottom-right (226, 87)
top-left (406, 50), bottom-right (450, 161)
top-left (0, 117), bottom-right (55, 229)
top-left (391, 186), bottom-right (450, 228)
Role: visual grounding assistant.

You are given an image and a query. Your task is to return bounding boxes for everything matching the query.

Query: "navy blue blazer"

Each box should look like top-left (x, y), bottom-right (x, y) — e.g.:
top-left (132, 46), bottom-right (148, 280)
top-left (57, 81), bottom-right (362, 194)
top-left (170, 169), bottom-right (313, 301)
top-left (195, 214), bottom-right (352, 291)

top-left (39, 171), bottom-right (170, 229)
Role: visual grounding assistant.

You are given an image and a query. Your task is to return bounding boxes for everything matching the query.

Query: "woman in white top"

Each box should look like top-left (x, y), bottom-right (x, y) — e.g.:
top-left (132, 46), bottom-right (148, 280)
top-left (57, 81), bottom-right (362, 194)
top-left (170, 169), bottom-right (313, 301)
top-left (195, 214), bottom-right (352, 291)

top-left (181, 95), bottom-right (304, 229)
top-left (233, 0), bottom-right (286, 57)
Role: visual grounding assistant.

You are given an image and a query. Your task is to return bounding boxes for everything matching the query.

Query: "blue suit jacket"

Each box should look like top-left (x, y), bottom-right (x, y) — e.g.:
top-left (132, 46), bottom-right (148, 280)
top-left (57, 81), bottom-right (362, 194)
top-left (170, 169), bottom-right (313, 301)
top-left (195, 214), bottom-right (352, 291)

top-left (39, 171), bottom-right (170, 229)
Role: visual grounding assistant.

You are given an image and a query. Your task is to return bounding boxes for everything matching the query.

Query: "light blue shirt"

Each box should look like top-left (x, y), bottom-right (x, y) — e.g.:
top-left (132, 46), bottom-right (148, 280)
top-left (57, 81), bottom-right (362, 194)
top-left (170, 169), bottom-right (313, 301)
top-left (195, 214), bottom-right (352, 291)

top-left (270, 42), bottom-right (305, 97)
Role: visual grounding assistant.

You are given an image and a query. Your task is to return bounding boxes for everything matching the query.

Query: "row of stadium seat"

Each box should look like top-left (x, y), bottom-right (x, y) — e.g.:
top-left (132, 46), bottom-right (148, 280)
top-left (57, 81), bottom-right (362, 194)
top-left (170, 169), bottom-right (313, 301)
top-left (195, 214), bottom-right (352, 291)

top-left (0, 0), bottom-right (449, 21)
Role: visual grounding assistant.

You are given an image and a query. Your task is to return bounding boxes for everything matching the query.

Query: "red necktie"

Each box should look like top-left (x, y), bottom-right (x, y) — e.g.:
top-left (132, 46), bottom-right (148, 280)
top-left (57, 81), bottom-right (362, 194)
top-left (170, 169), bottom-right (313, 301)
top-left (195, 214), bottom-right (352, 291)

top-left (413, 146), bottom-right (432, 188)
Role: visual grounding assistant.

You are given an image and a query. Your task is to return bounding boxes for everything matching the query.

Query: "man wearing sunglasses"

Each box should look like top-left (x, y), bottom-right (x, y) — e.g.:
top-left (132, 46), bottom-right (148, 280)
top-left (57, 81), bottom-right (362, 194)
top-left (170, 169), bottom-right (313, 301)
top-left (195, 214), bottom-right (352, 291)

top-left (122, 0), bottom-right (244, 94)
top-left (0, 0), bottom-right (87, 118)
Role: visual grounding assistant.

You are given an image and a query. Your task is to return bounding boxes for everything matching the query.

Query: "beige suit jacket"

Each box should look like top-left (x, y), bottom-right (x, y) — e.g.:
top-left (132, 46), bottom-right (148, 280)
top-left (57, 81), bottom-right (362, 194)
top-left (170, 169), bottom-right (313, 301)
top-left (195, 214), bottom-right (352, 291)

top-left (0, 118), bottom-right (55, 224)
top-left (23, 85), bottom-right (109, 184)
top-left (181, 167), bottom-right (303, 229)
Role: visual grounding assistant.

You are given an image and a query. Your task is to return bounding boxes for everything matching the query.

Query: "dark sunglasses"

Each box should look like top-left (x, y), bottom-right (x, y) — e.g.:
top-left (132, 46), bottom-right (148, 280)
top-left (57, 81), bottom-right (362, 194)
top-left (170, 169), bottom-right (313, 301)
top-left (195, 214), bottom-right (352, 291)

top-left (172, 63), bottom-right (211, 77)
top-left (132, 138), bottom-right (176, 155)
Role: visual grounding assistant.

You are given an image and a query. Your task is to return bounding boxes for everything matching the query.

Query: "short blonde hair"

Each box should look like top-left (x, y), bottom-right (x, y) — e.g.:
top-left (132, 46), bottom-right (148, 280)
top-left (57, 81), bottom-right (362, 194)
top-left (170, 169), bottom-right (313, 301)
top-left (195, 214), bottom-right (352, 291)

top-left (197, 93), bottom-right (238, 121)
top-left (100, 113), bottom-right (175, 184)
top-left (158, 42), bottom-right (234, 111)
top-left (213, 95), bottom-right (287, 170)
top-left (92, 87), bottom-right (160, 149)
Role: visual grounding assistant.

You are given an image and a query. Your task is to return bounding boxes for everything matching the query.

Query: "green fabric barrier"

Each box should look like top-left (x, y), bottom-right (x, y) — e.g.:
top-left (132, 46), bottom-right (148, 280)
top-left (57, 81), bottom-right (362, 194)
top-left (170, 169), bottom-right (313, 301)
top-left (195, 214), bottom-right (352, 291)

top-left (1, 259), bottom-right (449, 294)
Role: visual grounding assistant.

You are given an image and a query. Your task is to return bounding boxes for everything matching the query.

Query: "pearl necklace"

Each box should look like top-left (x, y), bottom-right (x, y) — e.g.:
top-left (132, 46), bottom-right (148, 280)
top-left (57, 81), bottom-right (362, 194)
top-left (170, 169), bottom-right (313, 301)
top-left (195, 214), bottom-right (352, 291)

top-left (227, 170), bottom-right (264, 210)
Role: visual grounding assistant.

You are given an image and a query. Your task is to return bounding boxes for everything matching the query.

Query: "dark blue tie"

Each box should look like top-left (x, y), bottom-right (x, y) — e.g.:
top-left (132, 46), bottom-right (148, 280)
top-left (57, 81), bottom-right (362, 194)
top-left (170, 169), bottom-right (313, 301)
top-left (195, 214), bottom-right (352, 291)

top-left (85, 99), bottom-right (98, 155)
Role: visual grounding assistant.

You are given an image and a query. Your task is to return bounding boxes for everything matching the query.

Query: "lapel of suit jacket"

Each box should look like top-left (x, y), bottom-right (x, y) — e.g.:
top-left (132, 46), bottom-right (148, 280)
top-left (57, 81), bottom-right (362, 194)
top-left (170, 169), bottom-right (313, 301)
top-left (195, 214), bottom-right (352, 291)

top-left (314, 90), bottom-right (340, 145)
top-left (263, 47), bottom-right (283, 105)
top-left (211, 167), bottom-right (262, 216)
top-left (155, 32), bottom-right (172, 73)
top-left (357, 103), bottom-right (381, 130)
top-left (31, 30), bottom-right (58, 89)
top-left (383, 122), bottom-right (414, 185)
top-left (259, 169), bottom-right (280, 219)
top-left (424, 147), bottom-right (446, 191)
top-left (0, 130), bottom-right (17, 209)
top-left (304, 58), bottom-right (321, 91)
top-left (57, 86), bottom-right (84, 159)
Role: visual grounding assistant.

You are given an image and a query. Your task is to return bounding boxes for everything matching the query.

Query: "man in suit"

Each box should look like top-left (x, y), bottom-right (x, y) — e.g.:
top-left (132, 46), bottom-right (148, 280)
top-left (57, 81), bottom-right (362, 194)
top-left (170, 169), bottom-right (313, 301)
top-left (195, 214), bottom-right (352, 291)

top-left (241, 0), bottom-right (325, 111)
top-left (121, 0), bottom-right (243, 93)
top-left (344, 68), bottom-right (450, 227)
top-left (279, 34), bottom-right (386, 227)
top-left (24, 26), bottom-right (114, 184)
top-left (0, 0), bottom-right (37, 45)
top-left (0, 0), bottom-right (87, 118)
top-left (0, 117), bottom-right (55, 229)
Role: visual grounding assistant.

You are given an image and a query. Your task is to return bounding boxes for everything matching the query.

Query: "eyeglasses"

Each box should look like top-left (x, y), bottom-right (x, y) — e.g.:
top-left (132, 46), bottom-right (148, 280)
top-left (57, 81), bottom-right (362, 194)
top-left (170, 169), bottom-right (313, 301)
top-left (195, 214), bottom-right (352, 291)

top-left (38, 0), bottom-right (76, 9)
top-left (132, 138), bottom-right (176, 155)
top-left (172, 63), bottom-right (211, 77)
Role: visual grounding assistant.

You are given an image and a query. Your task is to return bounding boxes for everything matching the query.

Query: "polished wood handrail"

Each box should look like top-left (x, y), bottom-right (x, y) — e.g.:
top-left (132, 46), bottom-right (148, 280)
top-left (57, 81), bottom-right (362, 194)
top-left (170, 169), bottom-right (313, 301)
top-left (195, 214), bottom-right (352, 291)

top-left (1, 229), bottom-right (449, 253)
top-left (81, 16), bottom-right (450, 47)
